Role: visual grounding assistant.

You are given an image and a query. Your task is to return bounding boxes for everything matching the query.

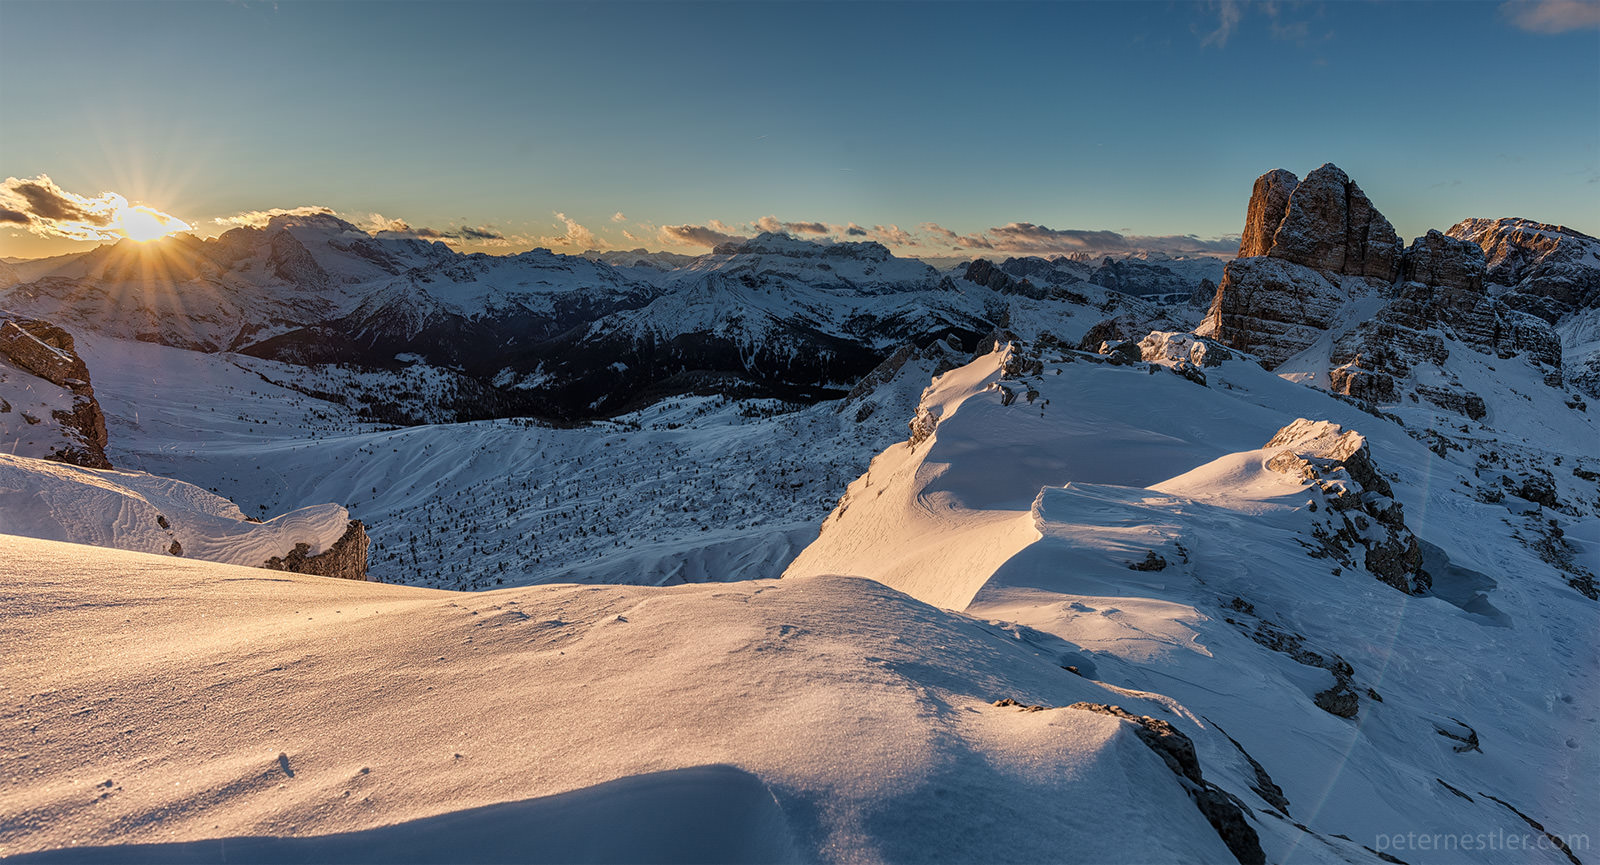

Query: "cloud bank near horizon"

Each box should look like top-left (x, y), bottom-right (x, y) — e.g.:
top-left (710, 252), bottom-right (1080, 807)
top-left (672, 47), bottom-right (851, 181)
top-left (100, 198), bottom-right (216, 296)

top-left (2, 179), bottom-right (1238, 262)
top-left (652, 216), bottom-right (1238, 259)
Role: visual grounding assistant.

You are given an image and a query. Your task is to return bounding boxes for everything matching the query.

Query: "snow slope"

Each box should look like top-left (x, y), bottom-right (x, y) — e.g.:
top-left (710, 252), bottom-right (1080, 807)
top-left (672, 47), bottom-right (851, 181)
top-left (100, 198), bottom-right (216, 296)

top-left (74, 334), bottom-right (962, 588)
top-left (6, 535), bottom-right (1264, 864)
top-left (0, 453), bottom-right (350, 567)
top-left (787, 339), bottom-right (1598, 863)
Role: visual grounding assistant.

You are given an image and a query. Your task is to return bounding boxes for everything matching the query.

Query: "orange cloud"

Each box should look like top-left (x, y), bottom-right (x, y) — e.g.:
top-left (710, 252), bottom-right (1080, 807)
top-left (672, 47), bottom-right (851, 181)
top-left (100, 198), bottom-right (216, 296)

top-left (1, 175), bottom-right (190, 241)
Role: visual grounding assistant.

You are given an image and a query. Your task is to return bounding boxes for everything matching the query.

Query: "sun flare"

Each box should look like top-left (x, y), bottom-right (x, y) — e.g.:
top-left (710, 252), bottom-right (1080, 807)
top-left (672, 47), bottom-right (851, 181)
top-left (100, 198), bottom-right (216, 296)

top-left (114, 204), bottom-right (190, 242)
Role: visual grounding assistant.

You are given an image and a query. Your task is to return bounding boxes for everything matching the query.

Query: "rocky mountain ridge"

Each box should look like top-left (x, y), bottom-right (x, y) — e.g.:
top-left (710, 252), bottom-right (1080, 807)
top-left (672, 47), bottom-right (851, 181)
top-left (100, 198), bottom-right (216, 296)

top-left (0, 221), bottom-right (1220, 424)
top-left (1447, 217), bottom-right (1600, 398)
top-left (1199, 163), bottom-right (1572, 415)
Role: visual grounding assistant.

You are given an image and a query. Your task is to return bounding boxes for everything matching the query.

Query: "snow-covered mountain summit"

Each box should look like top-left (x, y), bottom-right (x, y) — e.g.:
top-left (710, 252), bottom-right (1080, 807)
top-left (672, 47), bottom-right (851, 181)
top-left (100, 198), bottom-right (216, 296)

top-left (0, 223), bottom-right (1193, 422)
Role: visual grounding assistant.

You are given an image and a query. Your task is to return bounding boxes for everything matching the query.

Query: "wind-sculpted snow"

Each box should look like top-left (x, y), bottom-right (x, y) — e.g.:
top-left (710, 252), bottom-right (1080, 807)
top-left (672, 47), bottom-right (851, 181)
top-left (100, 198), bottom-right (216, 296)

top-left (787, 338), bottom-right (1598, 861)
top-left (0, 453), bottom-right (352, 568)
top-left (5, 537), bottom-right (1254, 863)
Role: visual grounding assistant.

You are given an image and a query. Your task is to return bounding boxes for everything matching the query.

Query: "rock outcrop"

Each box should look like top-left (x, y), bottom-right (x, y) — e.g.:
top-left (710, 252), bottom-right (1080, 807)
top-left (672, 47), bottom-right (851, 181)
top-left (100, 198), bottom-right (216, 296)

top-left (1264, 419), bottom-right (1429, 594)
top-left (1066, 703), bottom-right (1266, 865)
top-left (1078, 312), bottom-right (1188, 353)
top-left (261, 519), bottom-right (371, 581)
top-left (1327, 230), bottom-right (1564, 404)
top-left (1237, 168), bottom-right (1299, 258)
top-left (1198, 256), bottom-right (1349, 368)
top-left (1448, 218), bottom-right (1600, 321)
top-left (0, 313), bottom-right (111, 468)
top-left (1202, 165), bottom-right (1567, 410)
top-left (1267, 164), bottom-right (1402, 281)
top-left (963, 259), bottom-right (1047, 299)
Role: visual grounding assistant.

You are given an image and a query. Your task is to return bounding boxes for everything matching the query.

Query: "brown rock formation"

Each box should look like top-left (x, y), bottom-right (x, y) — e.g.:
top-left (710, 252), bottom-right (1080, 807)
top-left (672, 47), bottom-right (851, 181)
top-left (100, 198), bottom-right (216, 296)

top-left (1198, 256), bottom-right (1347, 368)
top-left (0, 314), bottom-right (111, 468)
top-left (1267, 163), bottom-right (1402, 281)
top-left (1201, 164), bottom-right (1400, 368)
top-left (261, 520), bottom-right (371, 581)
top-left (1237, 168), bottom-right (1299, 258)
top-left (1206, 166), bottom-right (1568, 404)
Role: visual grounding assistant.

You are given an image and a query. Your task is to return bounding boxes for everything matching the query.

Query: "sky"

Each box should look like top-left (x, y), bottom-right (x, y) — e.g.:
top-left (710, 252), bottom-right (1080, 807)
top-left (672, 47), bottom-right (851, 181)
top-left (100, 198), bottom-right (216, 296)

top-left (1, 0), bottom-right (1597, 260)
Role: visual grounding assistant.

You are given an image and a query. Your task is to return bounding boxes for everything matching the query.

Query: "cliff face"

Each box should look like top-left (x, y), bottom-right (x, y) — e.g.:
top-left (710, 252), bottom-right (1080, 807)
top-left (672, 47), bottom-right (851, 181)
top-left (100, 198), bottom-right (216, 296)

top-left (1447, 217), bottom-right (1600, 398)
top-left (261, 519), bottom-right (371, 581)
top-left (1199, 164), bottom-right (1401, 368)
top-left (0, 313), bottom-right (111, 468)
top-left (1328, 230), bottom-right (1565, 402)
top-left (1265, 164), bottom-right (1402, 281)
top-left (1237, 169), bottom-right (1299, 259)
top-left (1199, 165), bottom-right (1566, 413)
top-left (1448, 217), bottom-right (1600, 321)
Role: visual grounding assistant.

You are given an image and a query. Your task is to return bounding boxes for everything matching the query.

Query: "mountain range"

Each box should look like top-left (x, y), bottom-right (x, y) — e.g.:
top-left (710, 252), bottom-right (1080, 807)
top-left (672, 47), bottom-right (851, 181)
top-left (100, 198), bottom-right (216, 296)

top-left (2, 164), bottom-right (1595, 864)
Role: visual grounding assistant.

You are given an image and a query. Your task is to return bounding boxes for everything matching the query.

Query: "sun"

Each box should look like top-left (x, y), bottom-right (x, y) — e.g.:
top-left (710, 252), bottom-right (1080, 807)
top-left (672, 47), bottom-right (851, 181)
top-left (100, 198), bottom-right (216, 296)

top-left (113, 204), bottom-right (190, 242)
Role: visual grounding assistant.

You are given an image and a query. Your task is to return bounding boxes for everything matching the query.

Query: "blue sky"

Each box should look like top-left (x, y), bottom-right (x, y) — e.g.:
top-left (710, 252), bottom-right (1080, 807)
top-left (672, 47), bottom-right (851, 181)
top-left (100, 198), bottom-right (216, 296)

top-left (1, 0), bottom-right (1596, 258)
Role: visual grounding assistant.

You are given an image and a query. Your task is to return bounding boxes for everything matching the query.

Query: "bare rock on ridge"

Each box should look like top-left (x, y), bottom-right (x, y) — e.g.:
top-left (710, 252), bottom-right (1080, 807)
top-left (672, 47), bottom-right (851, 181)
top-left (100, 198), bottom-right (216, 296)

top-left (1265, 419), bottom-right (1429, 594)
top-left (1267, 163), bottom-right (1402, 281)
top-left (1448, 217), bottom-right (1600, 319)
top-left (262, 520), bottom-right (372, 581)
top-left (0, 313), bottom-right (112, 469)
top-left (1327, 230), bottom-right (1564, 404)
top-left (1238, 168), bottom-right (1299, 258)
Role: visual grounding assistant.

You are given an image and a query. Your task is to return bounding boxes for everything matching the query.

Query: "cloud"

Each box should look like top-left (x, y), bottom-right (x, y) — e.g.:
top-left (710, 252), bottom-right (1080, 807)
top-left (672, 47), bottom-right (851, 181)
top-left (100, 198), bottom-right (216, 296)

top-left (1502, 0), bottom-right (1600, 32)
top-left (844, 224), bottom-right (868, 237)
top-left (658, 223), bottom-right (746, 249)
top-left (868, 224), bottom-right (915, 247)
top-left (919, 222), bottom-right (961, 244)
top-left (940, 222), bottom-right (1237, 258)
top-left (214, 205), bottom-right (337, 229)
top-left (537, 212), bottom-right (599, 250)
top-left (362, 212), bottom-right (413, 234)
top-left (611, 211), bottom-right (627, 223)
top-left (356, 212), bottom-right (513, 245)
top-left (1201, 0), bottom-right (1242, 47)
top-left (0, 174), bottom-right (191, 241)
top-left (458, 225), bottom-right (505, 241)
top-left (755, 215), bottom-right (833, 235)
